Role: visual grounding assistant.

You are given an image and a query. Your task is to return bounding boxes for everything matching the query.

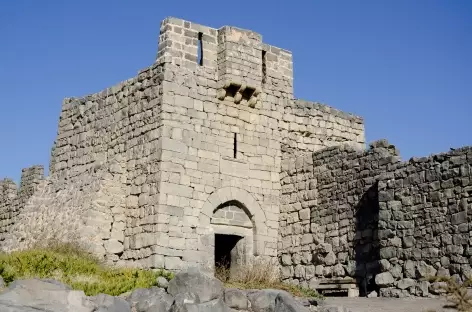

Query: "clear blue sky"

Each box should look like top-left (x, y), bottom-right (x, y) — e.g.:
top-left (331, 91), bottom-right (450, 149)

top-left (1, 0), bottom-right (471, 183)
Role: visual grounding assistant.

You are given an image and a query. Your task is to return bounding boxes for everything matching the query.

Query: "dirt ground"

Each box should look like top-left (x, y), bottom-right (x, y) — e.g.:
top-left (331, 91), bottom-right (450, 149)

top-left (320, 297), bottom-right (457, 312)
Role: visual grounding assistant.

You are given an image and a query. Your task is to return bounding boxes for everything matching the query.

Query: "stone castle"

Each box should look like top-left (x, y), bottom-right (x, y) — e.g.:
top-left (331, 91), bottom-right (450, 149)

top-left (0, 17), bottom-right (470, 297)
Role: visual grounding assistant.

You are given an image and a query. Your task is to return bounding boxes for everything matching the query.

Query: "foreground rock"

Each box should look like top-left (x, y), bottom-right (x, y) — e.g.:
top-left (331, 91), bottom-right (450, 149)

top-left (0, 269), bottom-right (314, 311)
top-left (0, 279), bottom-right (95, 312)
top-left (167, 267), bottom-right (224, 302)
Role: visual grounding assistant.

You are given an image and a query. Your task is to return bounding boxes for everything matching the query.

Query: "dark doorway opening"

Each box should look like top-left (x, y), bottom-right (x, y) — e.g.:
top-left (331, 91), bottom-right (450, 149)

top-left (215, 234), bottom-right (243, 272)
top-left (354, 183), bottom-right (380, 297)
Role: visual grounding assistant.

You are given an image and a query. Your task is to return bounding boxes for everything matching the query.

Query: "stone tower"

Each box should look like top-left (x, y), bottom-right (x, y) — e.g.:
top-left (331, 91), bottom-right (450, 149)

top-left (0, 17), bottom-right (365, 273)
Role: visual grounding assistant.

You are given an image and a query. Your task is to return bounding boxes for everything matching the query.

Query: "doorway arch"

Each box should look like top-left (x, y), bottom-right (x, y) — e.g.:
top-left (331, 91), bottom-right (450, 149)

top-left (197, 187), bottom-right (269, 272)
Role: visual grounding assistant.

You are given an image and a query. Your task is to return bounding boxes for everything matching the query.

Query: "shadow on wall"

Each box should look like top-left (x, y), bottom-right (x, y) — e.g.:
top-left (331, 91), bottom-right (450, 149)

top-left (354, 182), bottom-right (380, 297)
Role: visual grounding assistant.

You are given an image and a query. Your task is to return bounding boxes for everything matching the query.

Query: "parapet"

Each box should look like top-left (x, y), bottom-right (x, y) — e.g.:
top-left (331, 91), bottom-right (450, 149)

top-left (19, 166), bottom-right (44, 195)
top-left (1, 165), bottom-right (44, 204)
top-left (157, 17), bottom-right (294, 106)
top-left (0, 165), bottom-right (44, 244)
top-left (0, 178), bottom-right (17, 202)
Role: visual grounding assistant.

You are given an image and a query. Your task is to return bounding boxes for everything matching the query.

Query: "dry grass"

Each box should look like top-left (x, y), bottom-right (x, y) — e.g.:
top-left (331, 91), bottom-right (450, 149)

top-left (428, 276), bottom-right (472, 312)
top-left (215, 258), bottom-right (322, 298)
top-left (30, 239), bottom-right (99, 263)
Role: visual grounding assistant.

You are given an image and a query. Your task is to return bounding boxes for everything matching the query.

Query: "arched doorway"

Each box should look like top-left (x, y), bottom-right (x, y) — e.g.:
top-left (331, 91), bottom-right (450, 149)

top-left (197, 187), bottom-right (268, 274)
top-left (211, 200), bottom-right (253, 277)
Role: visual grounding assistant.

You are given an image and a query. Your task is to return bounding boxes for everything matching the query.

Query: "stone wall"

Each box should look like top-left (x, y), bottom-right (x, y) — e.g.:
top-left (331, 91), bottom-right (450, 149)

top-left (279, 153), bottom-right (316, 285)
top-left (2, 59), bottom-right (165, 266)
top-left (280, 140), bottom-right (472, 297)
top-left (17, 166), bottom-right (44, 207)
top-left (377, 145), bottom-right (472, 297)
top-left (280, 142), bottom-right (396, 291)
top-left (281, 100), bottom-right (365, 158)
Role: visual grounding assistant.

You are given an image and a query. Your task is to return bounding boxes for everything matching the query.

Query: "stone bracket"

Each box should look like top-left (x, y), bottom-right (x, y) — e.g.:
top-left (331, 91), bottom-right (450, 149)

top-left (216, 80), bottom-right (261, 108)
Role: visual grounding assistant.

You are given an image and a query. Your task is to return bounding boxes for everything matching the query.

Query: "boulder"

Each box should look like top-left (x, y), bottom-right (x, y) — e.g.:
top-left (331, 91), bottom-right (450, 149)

top-left (247, 289), bottom-right (290, 312)
top-left (224, 288), bottom-right (249, 310)
top-left (0, 279), bottom-right (95, 312)
top-left (274, 292), bottom-right (310, 312)
top-left (187, 297), bottom-right (230, 312)
top-left (167, 268), bottom-right (223, 303)
top-left (171, 292), bottom-right (200, 312)
top-left (90, 293), bottom-right (131, 312)
top-left (127, 287), bottom-right (174, 312)
top-left (9, 278), bottom-right (72, 291)
top-left (0, 275), bottom-right (320, 312)
top-left (172, 295), bottom-right (230, 312)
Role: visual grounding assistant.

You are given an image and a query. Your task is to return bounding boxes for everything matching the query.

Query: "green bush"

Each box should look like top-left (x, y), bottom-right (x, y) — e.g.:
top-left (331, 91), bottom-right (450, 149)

top-left (0, 243), bottom-right (174, 296)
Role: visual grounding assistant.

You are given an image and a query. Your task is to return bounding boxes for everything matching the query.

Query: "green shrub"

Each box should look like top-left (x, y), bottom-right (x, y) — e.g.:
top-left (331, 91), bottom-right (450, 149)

top-left (0, 242), bottom-right (174, 296)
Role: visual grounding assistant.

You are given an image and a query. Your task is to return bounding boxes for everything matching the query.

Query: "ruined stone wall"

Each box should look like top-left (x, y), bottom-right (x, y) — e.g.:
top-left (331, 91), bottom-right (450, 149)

top-left (280, 141), bottom-right (472, 297)
top-left (2, 172), bottom-right (124, 255)
top-left (279, 153), bottom-right (316, 287)
top-left (281, 100), bottom-right (365, 158)
top-left (18, 166), bottom-right (44, 203)
top-left (0, 166), bottom-right (44, 244)
top-left (2, 61), bottom-right (165, 266)
top-left (377, 146), bottom-right (472, 297)
top-left (280, 141), bottom-right (396, 291)
top-left (0, 178), bottom-right (18, 243)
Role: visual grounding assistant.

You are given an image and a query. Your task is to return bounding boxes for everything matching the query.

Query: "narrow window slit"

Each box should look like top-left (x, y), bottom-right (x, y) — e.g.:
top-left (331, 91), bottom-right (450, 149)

top-left (262, 50), bottom-right (267, 84)
top-left (234, 133), bottom-right (237, 158)
top-left (197, 32), bottom-right (203, 66)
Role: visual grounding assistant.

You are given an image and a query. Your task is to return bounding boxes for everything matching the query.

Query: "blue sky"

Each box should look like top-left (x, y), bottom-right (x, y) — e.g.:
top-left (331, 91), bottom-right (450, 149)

top-left (1, 0), bottom-right (471, 183)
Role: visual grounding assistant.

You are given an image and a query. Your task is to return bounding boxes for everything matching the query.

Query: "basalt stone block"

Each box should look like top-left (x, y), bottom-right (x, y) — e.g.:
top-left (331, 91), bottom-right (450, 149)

top-left (375, 272), bottom-right (395, 287)
top-left (396, 278), bottom-right (415, 290)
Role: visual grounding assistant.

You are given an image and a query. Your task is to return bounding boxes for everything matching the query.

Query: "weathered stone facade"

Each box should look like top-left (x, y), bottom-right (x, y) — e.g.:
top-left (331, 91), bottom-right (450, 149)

top-left (1, 17), bottom-right (469, 297)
